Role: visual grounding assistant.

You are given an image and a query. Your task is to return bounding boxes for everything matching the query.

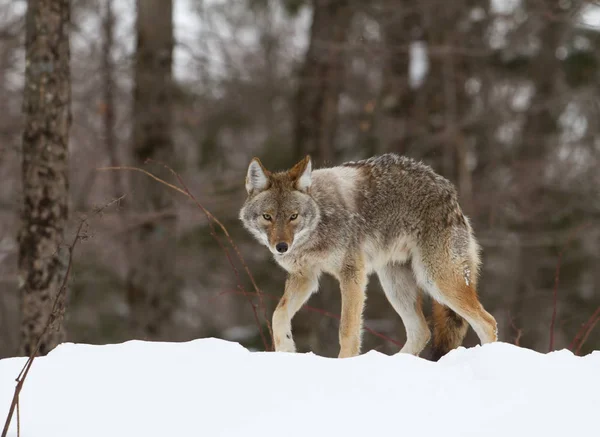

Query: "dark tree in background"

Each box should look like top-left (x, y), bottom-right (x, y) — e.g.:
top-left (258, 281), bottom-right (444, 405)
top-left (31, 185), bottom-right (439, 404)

top-left (294, 0), bottom-right (353, 165)
top-left (101, 0), bottom-right (121, 199)
top-left (18, 0), bottom-right (71, 356)
top-left (127, 0), bottom-right (179, 340)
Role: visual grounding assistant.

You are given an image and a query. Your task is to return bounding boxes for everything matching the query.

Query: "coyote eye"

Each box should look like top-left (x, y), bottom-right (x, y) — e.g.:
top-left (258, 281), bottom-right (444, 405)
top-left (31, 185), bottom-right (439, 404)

top-left (262, 213), bottom-right (272, 221)
top-left (290, 213), bottom-right (298, 221)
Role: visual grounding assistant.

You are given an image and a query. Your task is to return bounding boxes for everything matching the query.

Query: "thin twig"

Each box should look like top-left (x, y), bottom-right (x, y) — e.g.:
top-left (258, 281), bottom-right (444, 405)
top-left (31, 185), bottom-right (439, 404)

top-left (508, 311), bottom-right (523, 347)
top-left (548, 223), bottom-right (590, 352)
top-left (2, 220), bottom-right (86, 437)
top-left (98, 166), bottom-right (187, 195)
top-left (162, 162), bottom-right (272, 349)
top-left (2, 196), bottom-right (123, 437)
top-left (568, 306), bottom-right (600, 355)
top-left (575, 313), bottom-right (600, 356)
top-left (98, 164), bottom-right (273, 350)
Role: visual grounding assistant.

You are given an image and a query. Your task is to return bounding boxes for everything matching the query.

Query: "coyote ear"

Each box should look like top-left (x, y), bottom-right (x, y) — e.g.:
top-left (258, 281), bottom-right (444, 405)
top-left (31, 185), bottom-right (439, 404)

top-left (290, 155), bottom-right (312, 193)
top-left (246, 158), bottom-right (270, 195)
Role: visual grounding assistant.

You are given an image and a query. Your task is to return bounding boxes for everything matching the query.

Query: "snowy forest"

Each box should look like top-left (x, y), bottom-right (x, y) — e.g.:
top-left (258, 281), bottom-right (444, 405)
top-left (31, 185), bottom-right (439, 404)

top-left (0, 0), bottom-right (599, 362)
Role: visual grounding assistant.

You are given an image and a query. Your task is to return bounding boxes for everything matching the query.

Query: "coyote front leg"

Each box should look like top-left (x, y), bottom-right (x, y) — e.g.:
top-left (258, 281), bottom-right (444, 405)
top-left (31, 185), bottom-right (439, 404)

top-left (338, 263), bottom-right (367, 358)
top-left (272, 272), bottom-right (318, 353)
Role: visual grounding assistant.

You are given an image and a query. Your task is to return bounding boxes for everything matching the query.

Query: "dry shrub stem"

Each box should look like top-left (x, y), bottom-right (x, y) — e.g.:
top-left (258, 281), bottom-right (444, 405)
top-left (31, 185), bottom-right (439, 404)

top-left (16, 401), bottom-right (19, 437)
top-left (2, 220), bottom-right (86, 437)
top-left (2, 196), bottom-right (126, 437)
top-left (508, 311), bottom-right (523, 347)
top-left (576, 314), bottom-right (600, 356)
top-left (569, 306), bottom-right (600, 355)
top-left (548, 222), bottom-right (590, 352)
top-left (98, 164), bottom-right (273, 350)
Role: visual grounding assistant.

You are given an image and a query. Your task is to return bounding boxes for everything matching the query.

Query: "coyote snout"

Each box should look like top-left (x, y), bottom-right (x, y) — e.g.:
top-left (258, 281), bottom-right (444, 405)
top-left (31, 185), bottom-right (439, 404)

top-left (275, 242), bottom-right (288, 253)
top-left (239, 156), bottom-right (320, 257)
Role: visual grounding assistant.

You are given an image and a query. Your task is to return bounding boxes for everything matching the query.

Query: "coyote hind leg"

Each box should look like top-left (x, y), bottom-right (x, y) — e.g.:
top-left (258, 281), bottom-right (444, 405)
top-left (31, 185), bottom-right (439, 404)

top-left (377, 263), bottom-right (430, 355)
top-left (338, 260), bottom-right (368, 358)
top-left (412, 241), bottom-right (497, 347)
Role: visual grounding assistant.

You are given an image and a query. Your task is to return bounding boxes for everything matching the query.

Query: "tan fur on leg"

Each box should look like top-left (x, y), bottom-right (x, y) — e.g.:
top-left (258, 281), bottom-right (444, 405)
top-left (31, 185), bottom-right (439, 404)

top-left (338, 262), bottom-right (367, 358)
top-left (435, 275), bottom-right (498, 345)
top-left (272, 272), bottom-right (318, 352)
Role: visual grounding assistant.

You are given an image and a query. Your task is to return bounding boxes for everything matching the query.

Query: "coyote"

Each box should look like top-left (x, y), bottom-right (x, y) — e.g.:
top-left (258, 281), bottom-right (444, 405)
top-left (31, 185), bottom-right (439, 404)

top-left (239, 154), bottom-right (497, 359)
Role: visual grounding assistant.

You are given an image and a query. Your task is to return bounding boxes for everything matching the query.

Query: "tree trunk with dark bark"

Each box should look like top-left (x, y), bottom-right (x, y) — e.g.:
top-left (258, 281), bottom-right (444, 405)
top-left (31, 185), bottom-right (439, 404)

top-left (381, 0), bottom-right (483, 214)
top-left (294, 0), bottom-right (352, 165)
top-left (18, 0), bottom-right (71, 357)
top-left (379, 1), bottom-right (424, 155)
top-left (127, 0), bottom-right (179, 340)
top-left (102, 0), bottom-right (122, 198)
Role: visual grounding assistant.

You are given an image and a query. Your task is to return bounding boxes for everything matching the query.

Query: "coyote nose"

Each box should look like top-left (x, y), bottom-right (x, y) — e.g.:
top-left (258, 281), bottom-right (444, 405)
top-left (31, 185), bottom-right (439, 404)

top-left (275, 242), bottom-right (288, 253)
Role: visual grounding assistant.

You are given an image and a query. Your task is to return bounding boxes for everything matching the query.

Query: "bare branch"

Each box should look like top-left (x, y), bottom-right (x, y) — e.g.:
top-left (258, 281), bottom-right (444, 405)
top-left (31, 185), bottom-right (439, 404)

top-left (2, 220), bottom-right (86, 437)
top-left (548, 223), bottom-right (591, 351)
top-left (98, 164), bottom-right (274, 350)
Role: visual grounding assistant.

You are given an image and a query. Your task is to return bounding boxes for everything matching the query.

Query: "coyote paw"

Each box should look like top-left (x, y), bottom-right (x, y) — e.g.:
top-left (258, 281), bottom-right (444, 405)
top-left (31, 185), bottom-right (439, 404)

top-left (275, 333), bottom-right (296, 353)
top-left (338, 349), bottom-right (359, 358)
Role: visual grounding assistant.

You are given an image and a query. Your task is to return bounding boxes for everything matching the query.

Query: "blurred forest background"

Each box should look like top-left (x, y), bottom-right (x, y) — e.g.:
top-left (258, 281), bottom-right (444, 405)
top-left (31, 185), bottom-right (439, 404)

top-left (0, 0), bottom-right (599, 359)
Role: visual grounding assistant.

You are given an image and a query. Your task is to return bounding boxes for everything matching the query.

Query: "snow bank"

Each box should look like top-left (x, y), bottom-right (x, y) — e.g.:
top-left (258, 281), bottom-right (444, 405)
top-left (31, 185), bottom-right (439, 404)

top-left (1, 339), bottom-right (599, 437)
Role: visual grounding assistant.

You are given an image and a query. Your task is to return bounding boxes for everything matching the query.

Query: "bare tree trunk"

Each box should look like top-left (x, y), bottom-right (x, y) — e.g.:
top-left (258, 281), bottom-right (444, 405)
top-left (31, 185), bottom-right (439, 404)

top-left (380, 2), bottom-right (423, 155)
top-left (441, 14), bottom-right (473, 215)
top-left (386, 0), bottom-right (475, 212)
top-left (127, 0), bottom-right (178, 340)
top-left (520, 4), bottom-right (565, 159)
top-left (455, 136), bottom-right (473, 215)
top-left (18, 0), bottom-right (71, 357)
top-left (102, 0), bottom-right (122, 198)
top-left (294, 0), bottom-right (352, 165)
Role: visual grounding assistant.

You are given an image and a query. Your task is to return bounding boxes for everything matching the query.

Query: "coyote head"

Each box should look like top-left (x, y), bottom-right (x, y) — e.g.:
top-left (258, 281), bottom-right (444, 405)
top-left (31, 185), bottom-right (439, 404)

top-left (239, 156), bottom-right (320, 256)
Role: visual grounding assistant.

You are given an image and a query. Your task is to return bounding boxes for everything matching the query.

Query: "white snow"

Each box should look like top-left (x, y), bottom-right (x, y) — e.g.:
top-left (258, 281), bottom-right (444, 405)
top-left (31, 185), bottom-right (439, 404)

top-left (1, 339), bottom-right (599, 437)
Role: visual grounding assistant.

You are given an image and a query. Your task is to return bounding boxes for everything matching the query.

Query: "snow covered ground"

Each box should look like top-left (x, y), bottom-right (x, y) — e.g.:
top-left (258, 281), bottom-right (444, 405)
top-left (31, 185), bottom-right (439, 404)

top-left (1, 339), bottom-right (599, 437)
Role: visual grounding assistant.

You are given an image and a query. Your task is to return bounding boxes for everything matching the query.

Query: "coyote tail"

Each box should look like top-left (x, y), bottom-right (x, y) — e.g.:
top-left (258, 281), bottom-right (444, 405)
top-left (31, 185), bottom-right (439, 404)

top-left (430, 301), bottom-right (469, 361)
